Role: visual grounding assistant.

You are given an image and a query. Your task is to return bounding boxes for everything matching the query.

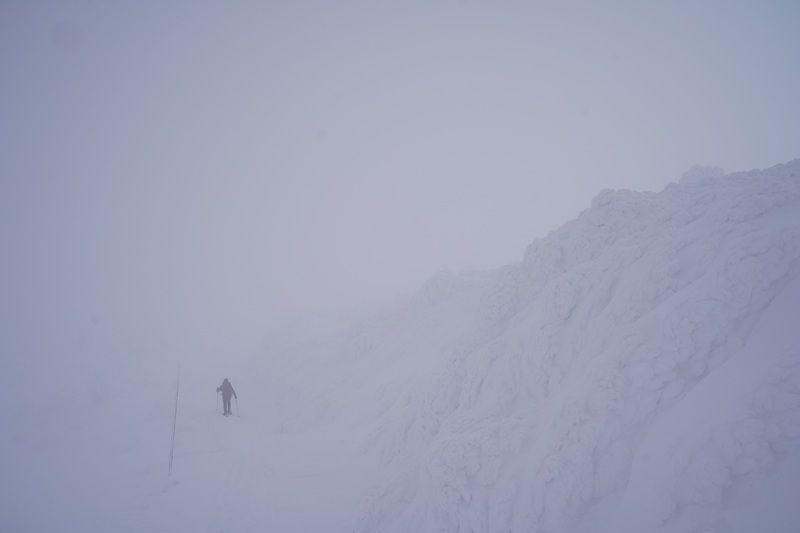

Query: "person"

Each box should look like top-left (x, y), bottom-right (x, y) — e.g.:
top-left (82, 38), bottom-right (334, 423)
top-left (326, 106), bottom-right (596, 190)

top-left (216, 378), bottom-right (238, 416)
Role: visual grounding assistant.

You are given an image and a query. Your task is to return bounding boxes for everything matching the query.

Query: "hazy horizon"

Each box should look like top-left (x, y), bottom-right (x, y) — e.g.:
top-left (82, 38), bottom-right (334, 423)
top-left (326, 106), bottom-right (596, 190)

top-left (2, 1), bottom-right (799, 359)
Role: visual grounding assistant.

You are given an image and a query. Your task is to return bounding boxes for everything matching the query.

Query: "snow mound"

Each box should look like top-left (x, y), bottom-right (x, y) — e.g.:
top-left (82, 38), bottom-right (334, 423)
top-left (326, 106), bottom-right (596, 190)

top-left (679, 164), bottom-right (726, 185)
top-left (253, 160), bottom-right (800, 532)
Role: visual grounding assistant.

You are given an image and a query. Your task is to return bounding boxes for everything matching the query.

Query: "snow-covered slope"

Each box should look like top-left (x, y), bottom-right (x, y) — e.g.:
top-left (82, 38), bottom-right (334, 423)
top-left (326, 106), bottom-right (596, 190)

top-left (4, 160), bottom-right (799, 533)
top-left (252, 160), bottom-right (800, 532)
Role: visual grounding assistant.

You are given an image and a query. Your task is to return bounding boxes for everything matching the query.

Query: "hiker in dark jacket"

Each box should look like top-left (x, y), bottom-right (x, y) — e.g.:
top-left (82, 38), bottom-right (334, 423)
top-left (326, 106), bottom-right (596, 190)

top-left (216, 378), bottom-right (237, 416)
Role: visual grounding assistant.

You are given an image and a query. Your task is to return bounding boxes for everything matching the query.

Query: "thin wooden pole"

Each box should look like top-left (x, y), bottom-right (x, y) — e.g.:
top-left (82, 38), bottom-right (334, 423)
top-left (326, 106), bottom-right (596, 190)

top-left (168, 364), bottom-right (181, 479)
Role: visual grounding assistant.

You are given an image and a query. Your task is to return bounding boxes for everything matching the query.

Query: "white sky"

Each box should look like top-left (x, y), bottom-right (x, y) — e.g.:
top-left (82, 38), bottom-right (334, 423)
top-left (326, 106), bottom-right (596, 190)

top-left (2, 1), bottom-right (799, 358)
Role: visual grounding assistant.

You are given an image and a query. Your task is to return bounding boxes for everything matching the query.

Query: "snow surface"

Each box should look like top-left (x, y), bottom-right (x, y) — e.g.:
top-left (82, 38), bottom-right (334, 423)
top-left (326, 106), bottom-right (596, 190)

top-left (3, 160), bottom-right (800, 532)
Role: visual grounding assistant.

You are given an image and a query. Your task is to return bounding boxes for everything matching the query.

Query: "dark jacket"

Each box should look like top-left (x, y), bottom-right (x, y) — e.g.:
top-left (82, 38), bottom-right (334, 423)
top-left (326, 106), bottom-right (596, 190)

top-left (217, 379), bottom-right (237, 399)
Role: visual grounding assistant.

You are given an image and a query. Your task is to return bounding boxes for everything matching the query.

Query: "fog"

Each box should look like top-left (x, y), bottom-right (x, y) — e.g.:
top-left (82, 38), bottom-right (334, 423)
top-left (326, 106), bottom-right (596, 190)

top-left (2, 1), bottom-right (799, 361)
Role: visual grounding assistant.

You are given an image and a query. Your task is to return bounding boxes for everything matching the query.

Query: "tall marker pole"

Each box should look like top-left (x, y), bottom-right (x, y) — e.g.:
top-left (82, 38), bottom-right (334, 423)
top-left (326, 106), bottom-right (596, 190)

top-left (168, 364), bottom-right (181, 480)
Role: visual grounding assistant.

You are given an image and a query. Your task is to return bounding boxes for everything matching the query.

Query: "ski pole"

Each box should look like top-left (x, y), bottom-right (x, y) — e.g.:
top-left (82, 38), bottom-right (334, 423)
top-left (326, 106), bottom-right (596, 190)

top-left (216, 390), bottom-right (219, 411)
top-left (235, 397), bottom-right (240, 417)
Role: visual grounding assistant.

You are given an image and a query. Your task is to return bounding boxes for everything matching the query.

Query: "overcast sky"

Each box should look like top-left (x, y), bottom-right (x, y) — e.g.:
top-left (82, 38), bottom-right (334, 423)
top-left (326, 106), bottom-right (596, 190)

top-left (2, 1), bottom-right (799, 359)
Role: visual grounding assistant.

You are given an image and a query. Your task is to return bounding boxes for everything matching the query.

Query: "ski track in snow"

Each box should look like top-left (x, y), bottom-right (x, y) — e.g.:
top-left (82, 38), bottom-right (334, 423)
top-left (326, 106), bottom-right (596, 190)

top-left (3, 160), bottom-right (800, 532)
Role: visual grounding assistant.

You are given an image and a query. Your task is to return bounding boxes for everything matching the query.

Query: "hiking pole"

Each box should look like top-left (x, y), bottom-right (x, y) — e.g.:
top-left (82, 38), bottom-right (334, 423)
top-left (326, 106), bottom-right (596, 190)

top-left (235, 397), bottom-right (240, 417)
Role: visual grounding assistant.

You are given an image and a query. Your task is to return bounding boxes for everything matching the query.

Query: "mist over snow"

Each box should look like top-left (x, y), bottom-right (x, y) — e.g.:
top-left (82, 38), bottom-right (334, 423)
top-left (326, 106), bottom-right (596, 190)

top-left (249, 160), bottom-right (800, 533)
top-left (3, 0), bottom-right (800, 362)
top-left (3, 3), bottom-right (800, 532)
top-left (4, 160), bottom-right (799, 532)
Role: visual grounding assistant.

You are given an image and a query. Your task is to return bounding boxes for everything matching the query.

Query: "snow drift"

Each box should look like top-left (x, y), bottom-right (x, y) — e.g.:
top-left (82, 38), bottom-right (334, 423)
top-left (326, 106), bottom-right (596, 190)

top-left (251, 160), bottom-right (800, 532)
top-left (4, 160), bottom-right (800, 533)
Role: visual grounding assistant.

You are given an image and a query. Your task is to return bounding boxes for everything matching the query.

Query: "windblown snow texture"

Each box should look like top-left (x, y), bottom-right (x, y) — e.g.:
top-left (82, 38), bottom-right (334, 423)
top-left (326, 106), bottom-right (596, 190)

top-left (253, 160), bottom-right (800, 532)
top-left (4, 161), bottom-right (800, 533)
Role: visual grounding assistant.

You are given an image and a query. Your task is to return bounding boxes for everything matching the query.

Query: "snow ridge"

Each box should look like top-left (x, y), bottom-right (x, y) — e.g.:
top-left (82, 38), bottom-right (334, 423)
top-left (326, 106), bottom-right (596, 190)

top-left (253, 160), bottom-right (800, 532)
